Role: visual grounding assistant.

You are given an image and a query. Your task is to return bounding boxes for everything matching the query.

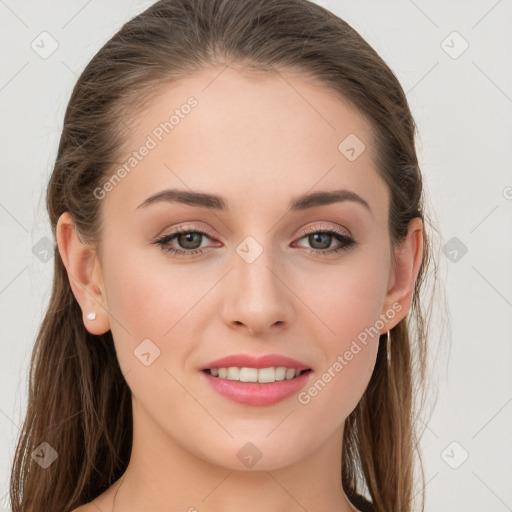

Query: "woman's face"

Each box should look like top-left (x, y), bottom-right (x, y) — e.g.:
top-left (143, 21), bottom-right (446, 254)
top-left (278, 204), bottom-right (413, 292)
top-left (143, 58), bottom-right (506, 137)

top-left (82, 66), bottom-right (412, 470)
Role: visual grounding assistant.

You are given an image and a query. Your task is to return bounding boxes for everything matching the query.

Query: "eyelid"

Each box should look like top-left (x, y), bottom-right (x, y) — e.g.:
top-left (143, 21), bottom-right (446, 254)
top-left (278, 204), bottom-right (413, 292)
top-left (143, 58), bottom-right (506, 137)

top-left (156, 222), bottom-right (351, 243)
top-left (299, 222), bottom-right (351, 237)
top-left (155, 223), bottom-right (216, 240)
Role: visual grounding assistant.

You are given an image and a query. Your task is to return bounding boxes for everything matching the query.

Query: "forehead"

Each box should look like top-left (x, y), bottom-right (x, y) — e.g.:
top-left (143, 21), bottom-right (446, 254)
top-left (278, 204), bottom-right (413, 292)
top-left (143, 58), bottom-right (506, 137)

top-left (102, 66), bottom-right (388, 219)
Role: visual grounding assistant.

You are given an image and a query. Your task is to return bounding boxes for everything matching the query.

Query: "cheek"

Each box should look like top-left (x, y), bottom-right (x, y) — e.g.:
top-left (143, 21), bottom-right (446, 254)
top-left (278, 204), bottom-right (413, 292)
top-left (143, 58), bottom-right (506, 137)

top-left (297, 340), bottom-right (379, 443)
top-left (102, 251), bottom-right (166, 336)
top-left (292, 250), bottom-right (388, 417)
top-left (100, 243), bottom-right (215, 378)
top-left (99, 244), bottom-right (171, 377)
top-left (102, 244), bottom-right (202, 336)
top-left (296, 268), bottom-right (385, 427)
top-left (100, 248), bottom-right (195, 409)
top-left (296, 249), bottom-right (390, 344)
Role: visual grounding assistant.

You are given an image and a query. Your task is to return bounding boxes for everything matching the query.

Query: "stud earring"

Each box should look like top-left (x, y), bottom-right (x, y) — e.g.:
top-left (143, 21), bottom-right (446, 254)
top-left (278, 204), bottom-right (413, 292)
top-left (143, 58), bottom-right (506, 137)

top-left (86, 312), bottom-right (97, 321)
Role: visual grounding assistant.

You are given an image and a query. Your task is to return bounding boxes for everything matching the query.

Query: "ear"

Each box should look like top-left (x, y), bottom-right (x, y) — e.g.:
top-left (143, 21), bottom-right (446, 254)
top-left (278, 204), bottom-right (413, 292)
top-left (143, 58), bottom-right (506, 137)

top-left (379, 217), bottom-right (424, 333)
top-left (56, 212), bottom-right (111, 335)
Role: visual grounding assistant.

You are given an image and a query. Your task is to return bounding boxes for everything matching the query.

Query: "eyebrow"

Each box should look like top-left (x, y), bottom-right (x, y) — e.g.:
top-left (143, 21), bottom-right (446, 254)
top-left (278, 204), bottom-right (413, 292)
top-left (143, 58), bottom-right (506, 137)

top-left (136, 188), bottom-right (372, 215)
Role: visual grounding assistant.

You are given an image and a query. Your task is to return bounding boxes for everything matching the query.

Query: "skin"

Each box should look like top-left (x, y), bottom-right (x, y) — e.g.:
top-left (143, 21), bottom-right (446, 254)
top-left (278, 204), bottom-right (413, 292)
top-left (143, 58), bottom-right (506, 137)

top-left (58, 66), bottom-right (423, 512)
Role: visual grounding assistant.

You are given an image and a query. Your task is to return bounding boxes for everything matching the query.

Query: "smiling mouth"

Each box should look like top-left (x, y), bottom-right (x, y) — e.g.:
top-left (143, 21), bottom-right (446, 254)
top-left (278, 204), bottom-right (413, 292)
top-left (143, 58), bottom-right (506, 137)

top-left (203, 367), bottom-right (312, 383)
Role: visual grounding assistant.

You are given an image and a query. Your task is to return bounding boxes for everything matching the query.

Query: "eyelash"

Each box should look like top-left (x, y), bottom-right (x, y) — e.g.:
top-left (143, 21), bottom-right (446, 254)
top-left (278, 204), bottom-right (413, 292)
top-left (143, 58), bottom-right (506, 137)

top-left (153, 224), bottom-right (356, 258)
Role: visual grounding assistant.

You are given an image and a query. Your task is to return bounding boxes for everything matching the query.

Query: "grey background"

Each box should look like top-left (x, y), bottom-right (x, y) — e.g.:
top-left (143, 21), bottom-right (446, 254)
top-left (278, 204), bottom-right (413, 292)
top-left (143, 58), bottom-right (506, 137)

top-left (1, 1), bottom-right (511, 511)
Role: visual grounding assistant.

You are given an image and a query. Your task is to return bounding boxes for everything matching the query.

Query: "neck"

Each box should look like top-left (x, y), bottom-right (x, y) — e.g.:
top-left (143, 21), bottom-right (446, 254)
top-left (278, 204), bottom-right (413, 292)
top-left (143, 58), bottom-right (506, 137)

top-left (108, 398), bottom-right (359, 512)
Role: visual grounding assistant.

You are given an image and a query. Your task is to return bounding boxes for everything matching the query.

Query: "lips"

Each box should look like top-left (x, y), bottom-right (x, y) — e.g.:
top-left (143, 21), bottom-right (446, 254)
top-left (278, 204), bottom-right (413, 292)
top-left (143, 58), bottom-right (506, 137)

top-left (200, 353), bottom-right (311, 371)
top-left (199, 353), bottom-right (313, 406)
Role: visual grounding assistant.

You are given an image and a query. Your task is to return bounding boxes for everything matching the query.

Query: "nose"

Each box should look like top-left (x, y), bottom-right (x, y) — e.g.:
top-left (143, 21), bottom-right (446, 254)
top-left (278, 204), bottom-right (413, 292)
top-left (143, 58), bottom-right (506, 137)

top-left (221, 244), bottom-right (295, 336)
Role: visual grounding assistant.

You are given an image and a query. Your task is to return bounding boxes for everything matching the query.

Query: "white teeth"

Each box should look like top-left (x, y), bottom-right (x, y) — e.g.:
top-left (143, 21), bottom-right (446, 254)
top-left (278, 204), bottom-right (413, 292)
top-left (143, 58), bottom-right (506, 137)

top-left (285, 368), bottom-right (296, 380)
top-left (239, 367), bottom-right (258, 382)
top-left (207, 366), bottom-right (306, 383)
top-left (257, 367), bottom-right (277, 383)
top-left (275, 367), bottom-right (287, 381)
top-left (227, 367), bottom-right (240, 380)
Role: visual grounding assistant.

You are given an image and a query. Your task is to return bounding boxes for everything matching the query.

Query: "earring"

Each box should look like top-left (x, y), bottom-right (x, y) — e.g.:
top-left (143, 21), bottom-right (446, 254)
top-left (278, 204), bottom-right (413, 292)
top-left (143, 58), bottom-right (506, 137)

top-left (87, 312), bottom-right (97, 321)
top-left (386, 329), bottom-right (391, 364)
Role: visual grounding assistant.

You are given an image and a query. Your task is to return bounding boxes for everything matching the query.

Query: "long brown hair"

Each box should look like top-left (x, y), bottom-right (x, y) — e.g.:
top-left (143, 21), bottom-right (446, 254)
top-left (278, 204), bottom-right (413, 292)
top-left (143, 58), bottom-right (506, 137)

top-left (10, 1), bottom-right (445, 510)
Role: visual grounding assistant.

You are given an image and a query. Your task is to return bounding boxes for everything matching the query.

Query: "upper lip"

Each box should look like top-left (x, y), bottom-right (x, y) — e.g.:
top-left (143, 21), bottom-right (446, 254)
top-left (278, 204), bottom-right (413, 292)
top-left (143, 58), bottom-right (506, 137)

top-left (201, 354), bottom-right (311, 371)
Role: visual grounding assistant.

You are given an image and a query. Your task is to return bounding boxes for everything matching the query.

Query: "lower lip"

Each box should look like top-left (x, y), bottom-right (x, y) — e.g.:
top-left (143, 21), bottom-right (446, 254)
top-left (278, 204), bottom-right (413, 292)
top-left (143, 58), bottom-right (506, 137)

top-left (200, 370), bottom-right (312, 406)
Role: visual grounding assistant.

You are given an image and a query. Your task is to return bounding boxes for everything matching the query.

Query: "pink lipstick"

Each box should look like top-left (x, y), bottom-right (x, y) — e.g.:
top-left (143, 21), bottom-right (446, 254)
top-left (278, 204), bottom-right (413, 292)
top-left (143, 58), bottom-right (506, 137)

top-left (199, 353), bottom-right (313, 406)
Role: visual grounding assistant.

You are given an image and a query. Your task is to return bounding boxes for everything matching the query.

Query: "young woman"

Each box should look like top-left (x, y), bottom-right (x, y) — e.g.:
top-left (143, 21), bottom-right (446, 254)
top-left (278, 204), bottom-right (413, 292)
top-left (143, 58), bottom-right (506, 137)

top-left (10, 0), bottom-right (441, 511)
